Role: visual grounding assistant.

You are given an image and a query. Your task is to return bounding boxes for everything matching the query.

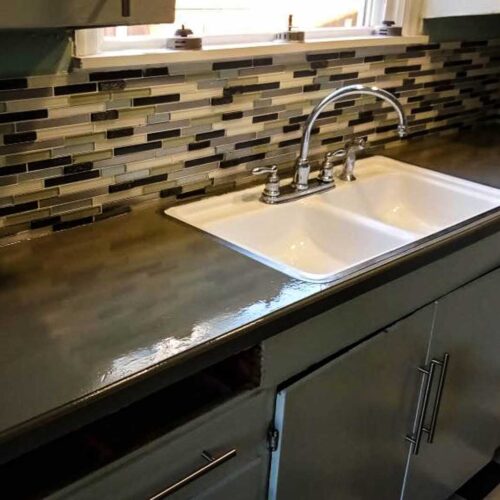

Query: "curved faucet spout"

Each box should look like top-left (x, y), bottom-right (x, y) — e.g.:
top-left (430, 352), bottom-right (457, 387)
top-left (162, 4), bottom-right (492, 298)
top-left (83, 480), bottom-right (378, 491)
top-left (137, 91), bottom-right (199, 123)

top-left (294, 84), bottom-right (408, 190)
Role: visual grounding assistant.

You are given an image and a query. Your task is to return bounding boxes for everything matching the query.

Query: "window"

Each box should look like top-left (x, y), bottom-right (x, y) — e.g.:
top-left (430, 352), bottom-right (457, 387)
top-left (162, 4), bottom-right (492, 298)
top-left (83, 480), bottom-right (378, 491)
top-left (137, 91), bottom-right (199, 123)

top-left (77, 0), bottom-right (402, 56)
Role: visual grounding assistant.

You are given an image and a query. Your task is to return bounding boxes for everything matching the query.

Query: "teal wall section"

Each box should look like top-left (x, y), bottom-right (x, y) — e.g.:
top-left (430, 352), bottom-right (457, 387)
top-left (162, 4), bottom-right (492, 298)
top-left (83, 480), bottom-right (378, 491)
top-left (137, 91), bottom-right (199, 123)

top-left (424, 15), bottom-right (500, 42)
top-left (0, 29), bottom-right (73, 79)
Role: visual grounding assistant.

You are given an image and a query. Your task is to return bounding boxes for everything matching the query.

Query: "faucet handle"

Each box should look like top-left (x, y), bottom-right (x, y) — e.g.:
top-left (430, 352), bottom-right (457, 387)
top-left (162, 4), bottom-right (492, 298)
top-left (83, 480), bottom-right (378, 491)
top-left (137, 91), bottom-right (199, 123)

top-left (346, 137), bottom-right (367, 151)
top-left (252, 165), bottom-right (280, 201)
top-left (318, 149), bottom-right (345, 184)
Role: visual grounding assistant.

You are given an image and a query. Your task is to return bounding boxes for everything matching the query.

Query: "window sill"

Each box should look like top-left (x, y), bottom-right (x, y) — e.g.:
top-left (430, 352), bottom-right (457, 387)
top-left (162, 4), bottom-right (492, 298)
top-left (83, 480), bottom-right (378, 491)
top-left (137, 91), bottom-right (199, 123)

top-left (74, 34), bottom-right (429, 70)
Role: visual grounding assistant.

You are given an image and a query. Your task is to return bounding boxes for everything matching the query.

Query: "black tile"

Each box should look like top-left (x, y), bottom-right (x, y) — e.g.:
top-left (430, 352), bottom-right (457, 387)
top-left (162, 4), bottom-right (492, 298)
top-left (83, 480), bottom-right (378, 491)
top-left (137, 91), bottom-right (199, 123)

top-left (222, 111), bottom-right (243, 121)
top-left (0, 109), bottom-right (48, 124)
top-left (28, 156), bottom-right (71, 171)
top-left (293, 69), bottom-right (317, 78)
top-left (54, 83), bottom-right (97, 96)
top-left (54, 216), bottom-right (94, 232)
top-left (133, 94), bottom-right (180, 106)
top-left (385, 64), bottom-right (422, 74)
top-left (114, 141), bottom-right (162, 156)
top-left (98, 80), bottom-right (126, 92)
top-left (0, 163), bottom-right (26, 176)
top-left (348, 115), bottom-right (374, 126)
top-left (0, 201), bottom-right (37, 217)
top-left (289, 114), bottom-right (308, 124)
top-left (188, 141), bottom-right (210, 151)
top-left (45, 170), bottom-right (99, 187)
top-left (318, 109), bottom-right (342, 120)
top-left (335, 99), bottom-right (355, 109)
top-left (177, 188), bottom-right (207, 200)
top-left (147, 129), bottom-right (181, 141)
top-left (310, 61), bottom-right (329, 69)
top-left (443, 59), bottom-right (473, 67)
top-left (30, 216), bottom-right (61, 229)
top-left (283, 124), bottom-right (301, 133)
top-left (106, 127), bottom-right (134, 139)
top-left (0, 78), bottom-right (28, 91)
top-left (213, 59), bottom-right (253, 70)
top-left (4, 131), bottom-right (37, 145)
top-left (461, 40), bottom-right (488, 48)
top-left (196, 130), bottom-right (225, 141)
top-left (108, 173), bottom-right (169, 193)
top-left (340, 51), bottom-right (355, 58)
top-left (160, 186), bottom-right (182, 198)
top-left (306, 52), bottom-right (340, 62)
top-left (185, 153), bottom-right (223, 168)
top-left (235, 137), bottom-right (270, 150)
top-left (211, 96), bottom-right (233, 106)
top-left (406, 43), bottom-right (440, 52)
top-left (224, 82), bottom-right (279, 96)
top-left (279, 137), bottom-right (301, 148)
top-left (253, 113), bottom-right (278, 123)
top-left (365, 55), bottom-right (384, 62)
top-left (304, 84), bottom-right (321, 92)
top-left (253, 57), bottom-right (273, 67)
top-left (220, 152), bottom-right (265, 168)
top-left (322, 136), bottom-right (343, 145)
top-left (64, 161), bottom-right (93, 174)
top-left (91, 110), bottom-right (119, 122)
top-left (376, 123), bottom-right (398, 133)
top-left (95, 205), bottom-right (132, 222)
top-left (0, 87), bottom-right (52, 101)
top-left (89, 69), bottom-right (143, 81)
top-left (411, 106), bottom-right (433, 114)
top-left (330, 72), bottom-right (358, 82)
top-left (143, 67), bottom-right (169, 77)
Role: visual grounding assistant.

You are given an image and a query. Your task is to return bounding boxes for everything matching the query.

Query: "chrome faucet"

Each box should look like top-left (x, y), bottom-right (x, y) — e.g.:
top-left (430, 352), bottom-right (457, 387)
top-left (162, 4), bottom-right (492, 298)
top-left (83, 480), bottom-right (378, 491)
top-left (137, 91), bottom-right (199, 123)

top-left (253, 84), bottom-right (408, 204)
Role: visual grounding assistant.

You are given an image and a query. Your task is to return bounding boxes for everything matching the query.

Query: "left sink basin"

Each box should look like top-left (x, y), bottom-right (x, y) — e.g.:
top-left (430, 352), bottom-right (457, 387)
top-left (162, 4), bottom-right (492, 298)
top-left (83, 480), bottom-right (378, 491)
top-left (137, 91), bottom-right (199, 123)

top-left (166, 156), bottom-right (500, 282)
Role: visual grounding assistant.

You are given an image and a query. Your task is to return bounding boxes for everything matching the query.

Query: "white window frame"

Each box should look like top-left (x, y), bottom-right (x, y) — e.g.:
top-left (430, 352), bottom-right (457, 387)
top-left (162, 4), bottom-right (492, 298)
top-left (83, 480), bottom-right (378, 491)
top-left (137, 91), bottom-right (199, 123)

top-left (75, 0), bottom-right (411, 58)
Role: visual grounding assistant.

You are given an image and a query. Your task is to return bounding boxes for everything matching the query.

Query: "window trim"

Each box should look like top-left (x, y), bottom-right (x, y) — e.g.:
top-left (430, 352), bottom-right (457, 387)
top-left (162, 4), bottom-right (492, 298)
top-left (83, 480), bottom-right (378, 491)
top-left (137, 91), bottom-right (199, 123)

top-left (76, 0), bottom-right (414, 58)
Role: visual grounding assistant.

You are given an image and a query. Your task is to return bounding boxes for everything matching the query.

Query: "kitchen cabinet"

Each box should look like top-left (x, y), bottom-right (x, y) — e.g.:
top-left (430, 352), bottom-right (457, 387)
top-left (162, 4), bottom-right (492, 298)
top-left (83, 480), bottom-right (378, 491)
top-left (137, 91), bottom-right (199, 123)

top-left (268, 268), bottom-right (500, 500)
top-left (423, 0), bottom-right (500, 18)
top-left (402, 268), bottom-right (500, 499)
top-left (0, 0), bottom-right (175, 29)
top-left (268, 305), bottom-right (437, 500)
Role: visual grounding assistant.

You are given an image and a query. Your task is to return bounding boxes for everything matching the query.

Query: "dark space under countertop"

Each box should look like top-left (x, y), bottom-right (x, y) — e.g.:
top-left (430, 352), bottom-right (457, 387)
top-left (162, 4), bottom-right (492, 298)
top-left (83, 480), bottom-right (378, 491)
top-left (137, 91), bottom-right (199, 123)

top-left (0, 125), bottom-right (499, 457)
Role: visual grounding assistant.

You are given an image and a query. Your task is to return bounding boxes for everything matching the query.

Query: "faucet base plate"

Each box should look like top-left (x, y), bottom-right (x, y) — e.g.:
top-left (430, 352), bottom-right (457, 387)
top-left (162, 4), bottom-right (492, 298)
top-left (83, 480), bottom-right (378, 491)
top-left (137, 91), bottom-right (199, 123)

top-left (261, 178), bottom-right (335, 204)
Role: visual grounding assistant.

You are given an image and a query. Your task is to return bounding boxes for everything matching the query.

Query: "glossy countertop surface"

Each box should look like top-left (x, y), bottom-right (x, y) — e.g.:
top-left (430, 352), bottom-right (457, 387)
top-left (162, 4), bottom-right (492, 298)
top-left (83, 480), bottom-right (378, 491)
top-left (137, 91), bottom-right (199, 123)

top-left (1, 126), bottom-right (499, 442)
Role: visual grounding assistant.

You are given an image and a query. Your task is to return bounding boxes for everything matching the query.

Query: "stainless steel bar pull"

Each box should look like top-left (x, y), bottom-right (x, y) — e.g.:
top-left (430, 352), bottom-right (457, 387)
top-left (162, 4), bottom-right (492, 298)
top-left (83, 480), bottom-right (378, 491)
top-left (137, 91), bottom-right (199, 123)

top-left (122, 0), bottom-right (131, 17)
top-left (423, 353), bottom-right (450, 443)
top-left (149, 449), bottom-right (237, 499)
top-left (406, 361), bottom-right (437, 455)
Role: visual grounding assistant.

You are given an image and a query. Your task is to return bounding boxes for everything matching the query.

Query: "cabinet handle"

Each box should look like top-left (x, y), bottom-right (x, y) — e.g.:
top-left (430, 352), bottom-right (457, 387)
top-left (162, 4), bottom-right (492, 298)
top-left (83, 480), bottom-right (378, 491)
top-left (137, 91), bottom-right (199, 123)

top-left (423, 353), bottom-right (450, 443)
top-left (122, 0), bottom-right (131, 17)
top-left (149, 449), bottom-right (237, 500)
top-left (406, 361), bottom-right (437, 455)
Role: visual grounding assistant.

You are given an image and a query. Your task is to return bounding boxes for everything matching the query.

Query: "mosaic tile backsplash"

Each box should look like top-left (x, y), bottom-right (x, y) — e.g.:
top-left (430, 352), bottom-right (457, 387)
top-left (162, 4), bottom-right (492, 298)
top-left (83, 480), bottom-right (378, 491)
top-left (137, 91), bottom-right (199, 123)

top-left (0, 39), bottom-right (499, 240)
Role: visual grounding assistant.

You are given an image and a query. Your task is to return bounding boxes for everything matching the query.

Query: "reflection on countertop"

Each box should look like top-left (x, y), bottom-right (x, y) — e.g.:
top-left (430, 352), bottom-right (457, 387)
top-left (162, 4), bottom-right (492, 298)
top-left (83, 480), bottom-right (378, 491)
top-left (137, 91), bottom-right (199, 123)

top-left (0, 125), bottom-right (499, 440)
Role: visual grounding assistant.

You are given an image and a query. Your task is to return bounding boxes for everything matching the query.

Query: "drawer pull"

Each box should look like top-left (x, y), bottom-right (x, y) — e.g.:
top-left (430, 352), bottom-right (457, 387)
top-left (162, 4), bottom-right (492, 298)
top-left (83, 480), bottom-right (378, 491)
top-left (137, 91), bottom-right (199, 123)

top-left (149, 449), bottom-right (237, 499)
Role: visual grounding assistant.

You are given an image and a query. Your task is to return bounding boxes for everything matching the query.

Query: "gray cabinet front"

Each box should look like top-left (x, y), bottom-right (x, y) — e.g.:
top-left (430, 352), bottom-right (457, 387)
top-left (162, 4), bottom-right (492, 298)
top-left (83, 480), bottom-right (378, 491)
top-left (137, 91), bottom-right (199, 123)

top-left (0, 0), bottom-right (175, 29)
top-left (403, 268), bottom-right (500, 499)
top-left (268, 305), bottom-right (436, 500)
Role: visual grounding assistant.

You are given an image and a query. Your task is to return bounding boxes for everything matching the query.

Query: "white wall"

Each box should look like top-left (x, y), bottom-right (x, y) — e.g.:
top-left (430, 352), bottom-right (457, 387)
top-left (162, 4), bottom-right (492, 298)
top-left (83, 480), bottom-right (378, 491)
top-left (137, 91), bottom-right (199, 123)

top-left (424, 0), bottom-right (500, 18)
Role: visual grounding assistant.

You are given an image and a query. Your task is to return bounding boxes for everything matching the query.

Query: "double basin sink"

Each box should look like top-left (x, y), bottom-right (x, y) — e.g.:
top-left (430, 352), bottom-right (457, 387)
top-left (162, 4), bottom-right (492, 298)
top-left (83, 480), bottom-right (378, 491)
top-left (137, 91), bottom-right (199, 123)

top-left (166, 156), bottom-right (500, 283)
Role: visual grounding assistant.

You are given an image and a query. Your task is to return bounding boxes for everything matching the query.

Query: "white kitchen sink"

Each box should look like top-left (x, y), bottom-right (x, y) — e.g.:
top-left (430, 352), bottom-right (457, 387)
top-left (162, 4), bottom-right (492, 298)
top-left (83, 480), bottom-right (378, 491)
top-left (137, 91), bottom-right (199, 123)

top-left (166, 156), bottom-right (500, 282)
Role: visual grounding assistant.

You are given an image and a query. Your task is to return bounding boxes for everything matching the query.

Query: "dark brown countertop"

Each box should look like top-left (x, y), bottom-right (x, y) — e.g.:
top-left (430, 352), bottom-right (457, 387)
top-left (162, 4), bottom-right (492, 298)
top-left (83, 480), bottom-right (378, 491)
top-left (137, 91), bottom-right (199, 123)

top-left (1, 126), bottom-right (499, 458)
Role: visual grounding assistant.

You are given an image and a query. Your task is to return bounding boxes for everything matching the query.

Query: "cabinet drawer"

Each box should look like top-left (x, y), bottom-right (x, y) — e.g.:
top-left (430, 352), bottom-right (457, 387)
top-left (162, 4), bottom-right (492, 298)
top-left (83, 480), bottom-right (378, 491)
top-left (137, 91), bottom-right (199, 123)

top-left (51, 391), bottom-right (271, 500)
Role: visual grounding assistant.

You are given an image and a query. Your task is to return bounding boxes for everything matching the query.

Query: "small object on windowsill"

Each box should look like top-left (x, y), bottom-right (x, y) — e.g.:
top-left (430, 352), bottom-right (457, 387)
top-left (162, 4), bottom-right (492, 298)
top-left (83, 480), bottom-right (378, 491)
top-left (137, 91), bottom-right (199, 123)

top-left (374, 20), bottom-right (402, 36)
top-left (166, 25), bottom-right (203, 50)
top-left (275, 14), bottom-right (306, 43)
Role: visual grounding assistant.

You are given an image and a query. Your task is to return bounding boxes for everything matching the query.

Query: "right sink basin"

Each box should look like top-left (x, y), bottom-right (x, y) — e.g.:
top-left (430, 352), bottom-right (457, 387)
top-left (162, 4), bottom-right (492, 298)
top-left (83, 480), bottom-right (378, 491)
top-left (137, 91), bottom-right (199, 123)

top-left (319, 156), bottom-right (500, 237)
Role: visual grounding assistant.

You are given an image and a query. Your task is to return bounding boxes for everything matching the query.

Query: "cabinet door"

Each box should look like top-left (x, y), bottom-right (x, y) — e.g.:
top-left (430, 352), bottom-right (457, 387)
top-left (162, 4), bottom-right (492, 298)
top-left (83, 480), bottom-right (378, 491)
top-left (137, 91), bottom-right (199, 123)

top-left (403, 268), bottom-right (500, 500)
top-left (0, 0), bottom-right (175, 29)
top-left (268, 305), bottom-right (436, 500)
